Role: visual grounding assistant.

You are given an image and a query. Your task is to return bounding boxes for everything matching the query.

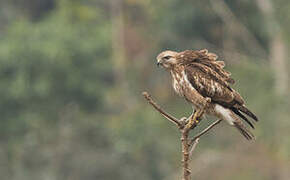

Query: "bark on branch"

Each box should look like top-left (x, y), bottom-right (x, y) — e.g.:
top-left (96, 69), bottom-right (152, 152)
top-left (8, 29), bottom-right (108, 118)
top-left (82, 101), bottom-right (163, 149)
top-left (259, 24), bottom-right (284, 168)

top-left (142, 92), bottom-right (183, 128)
top-left (142, 91), bottom-right (221, 180)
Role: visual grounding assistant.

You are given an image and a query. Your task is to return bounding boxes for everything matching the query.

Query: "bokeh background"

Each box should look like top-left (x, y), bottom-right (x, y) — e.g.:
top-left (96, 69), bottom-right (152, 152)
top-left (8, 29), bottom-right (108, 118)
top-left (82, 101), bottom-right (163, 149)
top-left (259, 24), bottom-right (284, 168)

top-left (0, 0), bottom-right (289, 179)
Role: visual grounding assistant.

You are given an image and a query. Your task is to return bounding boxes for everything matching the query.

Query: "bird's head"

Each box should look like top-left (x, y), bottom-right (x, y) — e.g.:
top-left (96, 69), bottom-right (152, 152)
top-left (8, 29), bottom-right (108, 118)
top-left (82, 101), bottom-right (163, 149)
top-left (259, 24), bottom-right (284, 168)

top-left (156, 50), bottom-right (179, 69)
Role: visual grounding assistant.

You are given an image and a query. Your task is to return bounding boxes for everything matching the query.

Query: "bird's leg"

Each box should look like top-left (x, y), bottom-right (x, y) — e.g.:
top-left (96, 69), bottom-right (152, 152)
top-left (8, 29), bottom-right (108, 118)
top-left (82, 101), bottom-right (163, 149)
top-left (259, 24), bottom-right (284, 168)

top-left (181, 109), bottom-right (196, 128)
top-left (185, 98), bottom-right (211, 130)
top-left (185, 109), bottom-right (202, 130)
top-left (185, 110), bottom-right (195, 124)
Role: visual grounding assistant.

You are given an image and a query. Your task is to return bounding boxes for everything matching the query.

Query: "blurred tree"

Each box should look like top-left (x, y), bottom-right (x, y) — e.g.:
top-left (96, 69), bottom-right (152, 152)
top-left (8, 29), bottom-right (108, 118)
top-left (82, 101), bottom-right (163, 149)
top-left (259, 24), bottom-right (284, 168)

top-left (0, 0), bottom-right (55, 21)
top-left (0, 1), bottom-right (114, 179)
top-left (256, 0), bottom-right (288, 95)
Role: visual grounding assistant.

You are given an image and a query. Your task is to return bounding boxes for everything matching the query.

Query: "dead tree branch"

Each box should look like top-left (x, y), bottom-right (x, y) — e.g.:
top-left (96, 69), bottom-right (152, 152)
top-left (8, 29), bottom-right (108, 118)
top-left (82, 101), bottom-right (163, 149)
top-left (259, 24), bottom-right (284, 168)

top-left (189, 138), bottom-right (199, 158)
top-left (189, 119), bottom-right (222, 146)
top-left (142, 91), bottom-right (221, 180)
top-left (142, 92), bottom-right (183, 128)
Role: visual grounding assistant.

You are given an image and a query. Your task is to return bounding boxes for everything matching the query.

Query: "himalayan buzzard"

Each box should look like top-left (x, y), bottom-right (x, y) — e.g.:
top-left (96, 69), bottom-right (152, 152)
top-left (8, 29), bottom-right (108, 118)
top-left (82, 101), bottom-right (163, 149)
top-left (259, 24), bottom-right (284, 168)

top-left (156, 49), bottom-right (258, 140)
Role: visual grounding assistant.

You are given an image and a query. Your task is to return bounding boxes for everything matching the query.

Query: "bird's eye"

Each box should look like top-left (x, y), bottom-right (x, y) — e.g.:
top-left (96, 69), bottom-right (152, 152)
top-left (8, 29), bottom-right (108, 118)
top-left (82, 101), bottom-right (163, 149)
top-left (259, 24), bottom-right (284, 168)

top-left (163, 56), bottom-right (171, 60)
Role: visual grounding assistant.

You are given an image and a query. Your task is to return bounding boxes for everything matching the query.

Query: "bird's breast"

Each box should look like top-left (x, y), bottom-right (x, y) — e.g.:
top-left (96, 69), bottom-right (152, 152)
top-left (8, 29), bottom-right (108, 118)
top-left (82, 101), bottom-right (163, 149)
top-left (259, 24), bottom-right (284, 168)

top-left (170, 69), bottom-right (209, 110)
top-left (171, 71), bottom-right (184, 96)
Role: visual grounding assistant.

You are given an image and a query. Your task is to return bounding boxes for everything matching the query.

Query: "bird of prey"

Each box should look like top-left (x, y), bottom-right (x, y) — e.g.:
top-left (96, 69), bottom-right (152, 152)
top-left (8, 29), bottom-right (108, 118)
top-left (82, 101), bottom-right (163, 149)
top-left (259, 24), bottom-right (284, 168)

top-left (156, 49), bottom-right (258, 140)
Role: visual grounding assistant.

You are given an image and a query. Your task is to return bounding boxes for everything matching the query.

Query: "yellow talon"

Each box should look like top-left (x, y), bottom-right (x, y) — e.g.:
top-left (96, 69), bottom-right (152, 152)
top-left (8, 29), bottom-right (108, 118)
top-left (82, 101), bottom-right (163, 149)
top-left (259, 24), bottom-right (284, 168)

top-left (184, 109), bottom-right (205, 130)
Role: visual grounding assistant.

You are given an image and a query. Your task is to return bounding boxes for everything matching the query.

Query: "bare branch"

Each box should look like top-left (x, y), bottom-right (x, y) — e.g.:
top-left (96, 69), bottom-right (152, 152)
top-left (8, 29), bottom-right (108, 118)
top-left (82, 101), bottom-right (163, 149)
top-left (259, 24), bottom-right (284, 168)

top-left (181, 129), bottom-right (191, 180)
top-left (142, 91), bottom-right (182, 128)
top-left (189, 138), bottom-right (199, 157)
top-left (181, 109), bottom-right (205, 180)
top-left (189, 119), bottom-right (222, 146)
top-left (143, 91), bottom-right (221, 180)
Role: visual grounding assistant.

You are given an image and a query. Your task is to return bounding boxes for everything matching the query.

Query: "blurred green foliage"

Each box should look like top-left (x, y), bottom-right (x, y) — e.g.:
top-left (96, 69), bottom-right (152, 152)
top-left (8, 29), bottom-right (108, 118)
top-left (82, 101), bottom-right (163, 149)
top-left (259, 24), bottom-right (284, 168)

top-left (0, 0), bottom-right (289, 180)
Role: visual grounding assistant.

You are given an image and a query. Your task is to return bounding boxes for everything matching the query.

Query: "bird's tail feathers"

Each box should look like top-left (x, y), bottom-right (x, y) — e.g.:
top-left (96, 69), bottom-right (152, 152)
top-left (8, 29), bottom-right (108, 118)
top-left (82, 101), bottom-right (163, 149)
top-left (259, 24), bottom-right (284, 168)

top-left (233, 121), bottom-right (255, 140)
top-left (231, 107), bottom-right (255, 129)
top-left (215, 104), bottom-right (255, 140)
top-left (235, 105), bottom-right (258, 122)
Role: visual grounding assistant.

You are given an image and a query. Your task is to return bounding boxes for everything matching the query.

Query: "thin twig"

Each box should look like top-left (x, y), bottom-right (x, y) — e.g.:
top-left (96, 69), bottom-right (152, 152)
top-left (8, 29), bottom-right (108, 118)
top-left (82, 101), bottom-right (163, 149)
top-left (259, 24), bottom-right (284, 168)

top-left (189, 138), bottom-right (199, 157)
top-left (189, 119), bottom-right (222, 146)
top-left (142, 91), bottom-right (182, 128)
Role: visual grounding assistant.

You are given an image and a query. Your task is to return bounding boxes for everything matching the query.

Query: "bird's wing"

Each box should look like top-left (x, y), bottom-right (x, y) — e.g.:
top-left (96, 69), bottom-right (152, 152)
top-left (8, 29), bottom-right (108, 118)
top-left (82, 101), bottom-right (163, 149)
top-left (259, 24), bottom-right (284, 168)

top-left (178, 49), bottom-right (235, 84)
top-left (184, 63), bottom-right (236, 104)
top-left (184, 64), bottom-right (258, 128)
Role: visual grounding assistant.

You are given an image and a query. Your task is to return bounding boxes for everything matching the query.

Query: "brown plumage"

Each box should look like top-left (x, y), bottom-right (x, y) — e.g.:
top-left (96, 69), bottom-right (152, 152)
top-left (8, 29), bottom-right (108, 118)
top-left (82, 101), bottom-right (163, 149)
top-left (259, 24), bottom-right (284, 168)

top-left (156, 49), bottom-right (258, 140)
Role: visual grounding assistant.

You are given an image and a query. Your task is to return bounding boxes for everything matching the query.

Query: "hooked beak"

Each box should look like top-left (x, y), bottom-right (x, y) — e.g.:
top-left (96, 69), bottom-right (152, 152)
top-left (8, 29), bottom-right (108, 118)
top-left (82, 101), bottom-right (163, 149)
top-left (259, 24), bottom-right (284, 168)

top-left (156, 59), bottom-right (163, 67)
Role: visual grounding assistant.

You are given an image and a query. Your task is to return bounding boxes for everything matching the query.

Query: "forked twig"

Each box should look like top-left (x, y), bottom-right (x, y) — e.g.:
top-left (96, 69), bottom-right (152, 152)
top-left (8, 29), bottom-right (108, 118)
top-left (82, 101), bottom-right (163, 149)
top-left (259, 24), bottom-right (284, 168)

top-left (142, 91), bottom-right (221, 180)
